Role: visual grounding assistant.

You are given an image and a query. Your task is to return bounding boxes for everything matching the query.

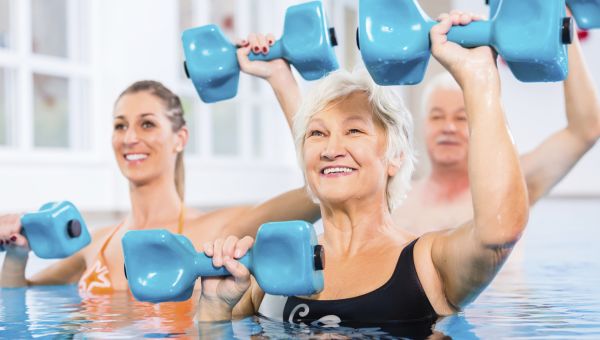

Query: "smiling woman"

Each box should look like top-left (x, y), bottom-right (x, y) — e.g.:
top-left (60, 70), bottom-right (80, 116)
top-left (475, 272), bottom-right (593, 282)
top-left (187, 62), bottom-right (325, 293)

top-left (0, 36), bottom-right (324, 300)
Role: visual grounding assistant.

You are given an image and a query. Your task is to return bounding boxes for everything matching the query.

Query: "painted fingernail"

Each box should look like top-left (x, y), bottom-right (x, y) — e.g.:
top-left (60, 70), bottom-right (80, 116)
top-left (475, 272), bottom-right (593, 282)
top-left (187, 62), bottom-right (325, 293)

top-left (10, 236), bottom-right (17, 242)
top-left (254, 47), bottom-right (260, 52)
top-left (0, 240), bottom-right (4, 245)
top-left (268, 39), bottom-right (274, 45)
top-left (262, 47), bottom-right (267, 53)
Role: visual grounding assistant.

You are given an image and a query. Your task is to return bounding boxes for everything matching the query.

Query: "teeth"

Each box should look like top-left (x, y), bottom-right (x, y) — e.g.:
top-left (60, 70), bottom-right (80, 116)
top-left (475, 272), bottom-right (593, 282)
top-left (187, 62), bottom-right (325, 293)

top-left (324, 167), bottom-right (354, 175)
top-left (125, 154), bottom-right (148, 161)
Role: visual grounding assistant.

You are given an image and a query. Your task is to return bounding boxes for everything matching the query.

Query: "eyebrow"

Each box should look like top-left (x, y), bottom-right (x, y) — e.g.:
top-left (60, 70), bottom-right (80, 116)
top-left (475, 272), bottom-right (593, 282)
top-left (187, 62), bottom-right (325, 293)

top-left (113, 113), bottom-right (157, 120)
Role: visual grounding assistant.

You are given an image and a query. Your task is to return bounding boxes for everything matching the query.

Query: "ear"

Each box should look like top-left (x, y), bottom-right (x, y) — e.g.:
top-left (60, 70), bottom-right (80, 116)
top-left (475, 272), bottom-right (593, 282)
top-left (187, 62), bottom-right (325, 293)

top-left (174, 126), bottom-right (189, 153)
top-left (387, 153), bottom-right (404, 178)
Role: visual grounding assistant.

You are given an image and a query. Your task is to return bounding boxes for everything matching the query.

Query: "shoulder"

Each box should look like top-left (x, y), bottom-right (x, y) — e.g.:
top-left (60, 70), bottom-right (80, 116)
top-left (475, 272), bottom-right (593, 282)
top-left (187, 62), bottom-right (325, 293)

top-left (183, 205), bottom-right (253, 239)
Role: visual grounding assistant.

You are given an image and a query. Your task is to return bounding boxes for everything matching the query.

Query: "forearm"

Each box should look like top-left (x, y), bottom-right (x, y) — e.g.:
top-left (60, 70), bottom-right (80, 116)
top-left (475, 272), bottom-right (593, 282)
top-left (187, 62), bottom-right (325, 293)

top-left (1, 249), bottom-right (29, 287)
top-left (268, 70), bottom-right (301, 131)
top-left (564, 38), bottom-right (600, 144)
top-left (463, 78), bottom-right (528, 245)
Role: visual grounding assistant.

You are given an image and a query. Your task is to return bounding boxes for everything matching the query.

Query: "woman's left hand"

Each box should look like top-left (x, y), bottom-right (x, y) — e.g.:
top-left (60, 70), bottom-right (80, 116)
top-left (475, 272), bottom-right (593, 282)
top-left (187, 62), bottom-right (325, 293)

top-left (196, 235), bottom-right (254, 321)
top-left (430, 11), bottom-right (498, 88)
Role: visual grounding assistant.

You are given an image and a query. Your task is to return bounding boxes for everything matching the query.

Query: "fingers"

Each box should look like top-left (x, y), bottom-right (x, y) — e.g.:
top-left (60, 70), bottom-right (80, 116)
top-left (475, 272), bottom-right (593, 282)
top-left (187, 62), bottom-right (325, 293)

top-left (206, 235), bottom-right (255, 268)
top-left (10, 234), bottom-right (28, 248)
top-left (256, 34), bottom-right (268, 54)
top-left (247, 33), bottom-right (260, 54)
top-left (234, 236), bottom-right (254, 259)
top-left (212, 238), bottom-right (224, 267)
top-left (266, 33), bottom-right (276, 47)
top-left (431, 13), bottom-right (452, 46)
top-left (223, 257), bottom-right (251, 288)
top-left (244, 33), bottom-right (274, 55)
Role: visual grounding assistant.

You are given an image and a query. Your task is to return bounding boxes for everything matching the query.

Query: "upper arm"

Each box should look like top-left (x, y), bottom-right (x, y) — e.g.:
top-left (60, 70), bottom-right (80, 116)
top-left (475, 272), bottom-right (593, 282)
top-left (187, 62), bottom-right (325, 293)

top-left (223, 188), bottom-right (320, 238)
top-left (429, 221), bottom-right (515, 310)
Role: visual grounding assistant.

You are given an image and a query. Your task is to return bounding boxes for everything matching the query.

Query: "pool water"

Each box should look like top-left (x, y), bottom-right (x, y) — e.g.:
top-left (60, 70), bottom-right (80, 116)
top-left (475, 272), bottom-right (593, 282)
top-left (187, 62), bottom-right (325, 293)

top-left (1, 199), bottom-right (599, 339)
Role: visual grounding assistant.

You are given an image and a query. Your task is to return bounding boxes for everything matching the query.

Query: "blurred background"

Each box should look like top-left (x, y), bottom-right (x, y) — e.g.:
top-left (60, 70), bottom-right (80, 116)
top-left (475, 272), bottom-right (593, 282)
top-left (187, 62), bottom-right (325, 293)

top-left (0, 0), bottom-right (598, 241)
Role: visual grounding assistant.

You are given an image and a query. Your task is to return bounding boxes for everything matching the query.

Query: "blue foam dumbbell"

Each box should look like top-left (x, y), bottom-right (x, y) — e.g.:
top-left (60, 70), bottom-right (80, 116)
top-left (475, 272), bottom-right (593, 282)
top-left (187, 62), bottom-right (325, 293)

top-left (0, 201), bottom-right (91, 259)
top-left (358, 0), bottom-right (574, 85)
top-left (123, 220), bottom-right (325, 303)
top-left (182, 0), bottom-right (339, 103)
top-left (487, 0), bottom-right (600, 30)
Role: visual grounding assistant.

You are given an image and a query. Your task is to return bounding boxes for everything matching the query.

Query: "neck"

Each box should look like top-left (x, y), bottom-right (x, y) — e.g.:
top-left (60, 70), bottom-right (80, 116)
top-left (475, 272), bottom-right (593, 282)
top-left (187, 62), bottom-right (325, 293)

top-left (425, 163), bottom-right (470, 202)
top-left (127, 175), bottom-right (182, 229)
top-left (321, 195), bottom-right (401, 257)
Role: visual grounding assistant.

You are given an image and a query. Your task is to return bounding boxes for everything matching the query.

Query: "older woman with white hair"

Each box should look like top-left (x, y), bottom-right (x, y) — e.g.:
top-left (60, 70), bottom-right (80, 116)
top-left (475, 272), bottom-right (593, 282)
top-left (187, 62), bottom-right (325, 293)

top-left (195, 12), bottom-right (529, 335)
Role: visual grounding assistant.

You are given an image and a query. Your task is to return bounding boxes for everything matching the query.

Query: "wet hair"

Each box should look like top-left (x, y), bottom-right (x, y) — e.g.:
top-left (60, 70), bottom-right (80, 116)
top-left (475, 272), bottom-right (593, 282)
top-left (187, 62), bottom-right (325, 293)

top-left (293, 67), bottom-right (416, 211)
top-left (116, 80), bottom-right (187, 201)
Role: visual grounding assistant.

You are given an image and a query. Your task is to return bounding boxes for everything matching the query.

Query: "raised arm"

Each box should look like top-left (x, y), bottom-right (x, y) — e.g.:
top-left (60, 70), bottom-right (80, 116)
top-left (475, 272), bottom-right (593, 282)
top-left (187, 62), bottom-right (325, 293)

top-left (521, 27), bottom-right (600, 204)
top-left (428, 12), bottom-right (529, 310)
top-left (237, 33), bottom-right (302, 130)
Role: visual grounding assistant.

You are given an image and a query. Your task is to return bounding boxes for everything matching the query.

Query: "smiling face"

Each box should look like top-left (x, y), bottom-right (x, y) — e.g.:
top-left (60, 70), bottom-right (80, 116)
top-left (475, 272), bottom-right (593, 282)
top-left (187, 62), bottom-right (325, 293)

top-left (424, 87), bottom-right (469, 168)
top-left (303, 92), bottom-right (397, 208)
top-left (112, 91), bottom-right (187, 187)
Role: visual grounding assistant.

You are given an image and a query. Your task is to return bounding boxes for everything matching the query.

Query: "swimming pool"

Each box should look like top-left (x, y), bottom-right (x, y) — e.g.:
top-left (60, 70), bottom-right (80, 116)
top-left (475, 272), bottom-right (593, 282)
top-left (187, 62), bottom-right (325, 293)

top-left (1, 198), bottom-right (599, 339)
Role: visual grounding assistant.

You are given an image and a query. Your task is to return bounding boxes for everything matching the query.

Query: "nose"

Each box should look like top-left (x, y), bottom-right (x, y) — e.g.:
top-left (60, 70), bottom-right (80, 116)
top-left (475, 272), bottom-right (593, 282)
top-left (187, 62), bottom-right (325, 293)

top-left (123, 126), bottom-right (139, 146)
top-left (442, 118), bottom-right (457, 133)
top-left (320, 135), bottom-right (347, 160)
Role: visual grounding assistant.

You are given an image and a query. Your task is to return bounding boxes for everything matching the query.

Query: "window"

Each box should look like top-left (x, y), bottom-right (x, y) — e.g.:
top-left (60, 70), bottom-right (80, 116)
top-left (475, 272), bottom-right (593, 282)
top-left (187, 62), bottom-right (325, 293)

top-left (0, 0), bottom-right (91, 152)
top-left (0, 0), bottom-right (11, 49)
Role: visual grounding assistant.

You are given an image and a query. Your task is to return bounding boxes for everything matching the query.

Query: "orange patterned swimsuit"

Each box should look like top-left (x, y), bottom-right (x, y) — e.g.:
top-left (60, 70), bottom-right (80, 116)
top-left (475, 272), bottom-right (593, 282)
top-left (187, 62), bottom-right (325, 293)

top-left (77, 208), bottom-right (196, 335)
top-left (78, 208), bottom-right (186, 295)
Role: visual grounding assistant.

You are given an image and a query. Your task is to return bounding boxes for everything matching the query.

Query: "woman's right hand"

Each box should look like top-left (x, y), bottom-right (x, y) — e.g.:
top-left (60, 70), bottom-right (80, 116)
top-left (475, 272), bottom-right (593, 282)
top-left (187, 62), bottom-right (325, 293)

top-left (430, 11), bottom-right (499, 89)
top-left (0, 214), bottom-right (29, 255)
top-left (197, 235), bottom-right (254, 321)
top-left (236, 33), bottom-right (294, 85)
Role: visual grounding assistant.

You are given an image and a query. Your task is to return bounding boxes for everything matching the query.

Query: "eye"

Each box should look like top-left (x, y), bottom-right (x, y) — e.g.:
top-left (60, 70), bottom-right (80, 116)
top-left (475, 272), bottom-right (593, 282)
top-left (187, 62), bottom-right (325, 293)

top-left (348, 128), bottom-right (362, 135)
top-left (456, 116), bottom-right (467, 122)
top-left (113, 123), bottom-right (126, 131)
top-left (141, 120), bottom-right (155, 129)
top-left (307, 130), bottom-right (324, 138)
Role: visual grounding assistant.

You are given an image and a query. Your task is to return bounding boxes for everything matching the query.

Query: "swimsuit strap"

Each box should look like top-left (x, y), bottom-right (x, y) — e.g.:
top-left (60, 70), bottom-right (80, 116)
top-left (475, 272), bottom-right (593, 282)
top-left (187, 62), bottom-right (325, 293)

top-left (177, 202), bottom-right (185, 234)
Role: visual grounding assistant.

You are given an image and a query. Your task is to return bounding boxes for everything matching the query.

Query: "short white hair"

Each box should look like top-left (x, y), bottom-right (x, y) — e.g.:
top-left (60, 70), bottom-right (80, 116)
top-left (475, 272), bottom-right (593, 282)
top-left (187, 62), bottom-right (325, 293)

top-left (293, 67), bottom-right (416, 212)
top-left (420, 71), bottom-right (461, 116)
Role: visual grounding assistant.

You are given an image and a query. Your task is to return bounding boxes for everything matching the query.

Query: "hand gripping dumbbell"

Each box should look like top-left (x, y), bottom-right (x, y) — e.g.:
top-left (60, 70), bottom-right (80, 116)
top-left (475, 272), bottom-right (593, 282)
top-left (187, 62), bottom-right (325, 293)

top-left (487, 0), bottom-right (600, 30)
top-left (182, 0), bottom-right (339, 103)
top-left (0, 201), bottom-right (91, 258)
top-left (358, 0), bottom-right (574, 85)
top-left (123, 220), bottom-right (325, 303)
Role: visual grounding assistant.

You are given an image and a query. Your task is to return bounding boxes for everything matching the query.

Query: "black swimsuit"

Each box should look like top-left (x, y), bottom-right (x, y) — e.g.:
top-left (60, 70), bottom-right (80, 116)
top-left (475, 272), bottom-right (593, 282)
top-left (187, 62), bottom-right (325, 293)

top-left (282, 239), bottom-right (438, 337)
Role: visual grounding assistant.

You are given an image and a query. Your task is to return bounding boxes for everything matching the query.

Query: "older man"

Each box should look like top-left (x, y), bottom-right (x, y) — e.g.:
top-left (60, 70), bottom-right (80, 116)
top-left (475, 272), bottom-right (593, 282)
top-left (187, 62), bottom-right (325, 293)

top-left (393, 34), bottom-right (600, 233)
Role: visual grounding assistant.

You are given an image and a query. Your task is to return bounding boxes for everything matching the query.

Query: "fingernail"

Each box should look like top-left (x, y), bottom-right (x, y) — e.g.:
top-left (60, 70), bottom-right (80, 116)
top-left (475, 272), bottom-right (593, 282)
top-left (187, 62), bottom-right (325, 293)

top-left (268, 39), bottom-right (274, 45)
top-left (224, 256), bottom-right (230, 262)
top-left (234, 249), bottom-right (241, 258)
top-left (262, 47), bottom-right (267, 53)
top-left (0, 240), bottom-right (4, 245)
top-left (253, 47), bottom-right (260, 52)
top-left (10, 236), bottom-right (17, 242)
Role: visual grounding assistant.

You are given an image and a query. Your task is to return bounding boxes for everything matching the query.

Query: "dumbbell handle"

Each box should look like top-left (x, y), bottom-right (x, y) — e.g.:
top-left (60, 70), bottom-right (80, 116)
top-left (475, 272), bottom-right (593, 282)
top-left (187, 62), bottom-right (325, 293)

top-left (446, 21), bottom-right (493, 48)
top-left (247, 40), bottom-right (284, 62)
top-left (194, 251), bottom-right (254, 277)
